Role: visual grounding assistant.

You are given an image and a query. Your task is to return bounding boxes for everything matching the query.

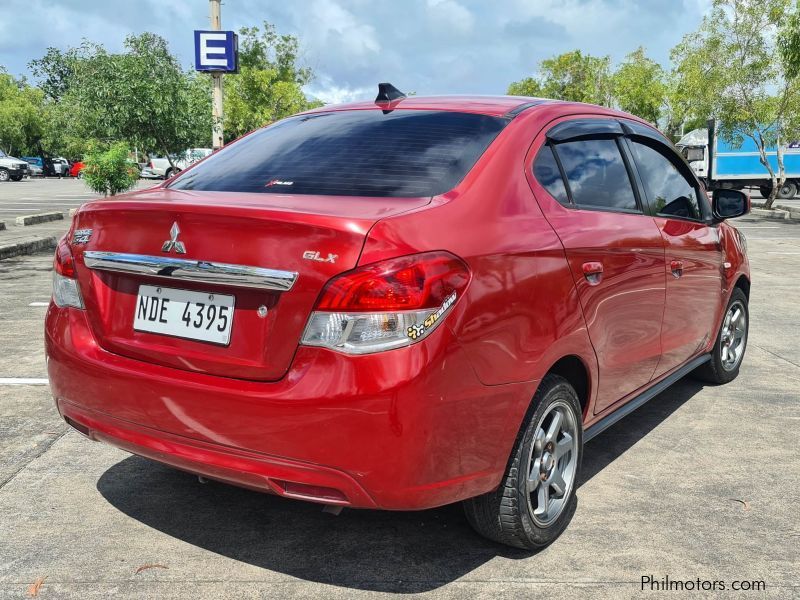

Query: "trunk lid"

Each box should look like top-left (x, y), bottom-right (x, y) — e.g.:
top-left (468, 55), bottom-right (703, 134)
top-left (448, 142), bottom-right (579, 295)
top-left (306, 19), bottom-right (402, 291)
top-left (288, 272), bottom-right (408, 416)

top-left (72, 188), bottom-right (430, 380)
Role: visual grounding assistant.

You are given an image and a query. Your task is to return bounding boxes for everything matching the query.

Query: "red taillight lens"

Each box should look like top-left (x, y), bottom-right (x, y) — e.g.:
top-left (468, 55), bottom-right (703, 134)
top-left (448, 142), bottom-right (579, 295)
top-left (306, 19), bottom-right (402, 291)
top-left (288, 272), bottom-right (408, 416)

top-left (54, 237), bottom-right (76, 278)
top-left (315, 251), bottom-right (470, 312)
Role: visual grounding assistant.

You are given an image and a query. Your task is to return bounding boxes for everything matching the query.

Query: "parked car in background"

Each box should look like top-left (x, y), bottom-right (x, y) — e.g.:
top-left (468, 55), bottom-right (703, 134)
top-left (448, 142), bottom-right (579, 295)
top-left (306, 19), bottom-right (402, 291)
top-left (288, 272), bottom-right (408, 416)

top-left (50, 157), bottom-right (70, 178)
top-left (22, 157), bottom-right (44, 177)
top-left (70, 161), bottom-right (85, 178)
top-left (0, 150), bottom-right (30, 181)
top-left (140, 148), bottom-right (213, 179)
top-left (47, 91), bottom-right (751, 550)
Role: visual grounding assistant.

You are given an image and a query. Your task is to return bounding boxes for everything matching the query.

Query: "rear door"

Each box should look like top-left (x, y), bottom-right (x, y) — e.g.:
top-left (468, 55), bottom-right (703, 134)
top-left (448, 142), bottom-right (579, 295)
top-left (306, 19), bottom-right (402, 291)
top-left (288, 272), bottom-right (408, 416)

top-left (623, 125), bottom-right (725, 376)
top-left (531, 118), bottom-right (666, 413)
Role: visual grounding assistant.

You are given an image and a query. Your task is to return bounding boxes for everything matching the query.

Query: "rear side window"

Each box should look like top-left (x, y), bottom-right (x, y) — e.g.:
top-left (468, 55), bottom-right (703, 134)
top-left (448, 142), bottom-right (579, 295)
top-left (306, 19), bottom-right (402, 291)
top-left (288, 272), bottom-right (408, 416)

top-left (169, 110), bottom-right (508, 197)
top-left (555, 139), bottom-right (638, 211)
top-left (629, 140), bottom-right (702, 221)
top-left (533, 146), bottom-right (569, 205)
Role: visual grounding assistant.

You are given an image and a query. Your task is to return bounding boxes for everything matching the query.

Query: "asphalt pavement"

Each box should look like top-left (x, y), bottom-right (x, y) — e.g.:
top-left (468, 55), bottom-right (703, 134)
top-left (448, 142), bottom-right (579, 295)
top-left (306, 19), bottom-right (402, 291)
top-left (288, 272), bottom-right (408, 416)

top-left (0, 203), bottom-right (798, 598)
top-left (0, 177), bottom-right (154, 222)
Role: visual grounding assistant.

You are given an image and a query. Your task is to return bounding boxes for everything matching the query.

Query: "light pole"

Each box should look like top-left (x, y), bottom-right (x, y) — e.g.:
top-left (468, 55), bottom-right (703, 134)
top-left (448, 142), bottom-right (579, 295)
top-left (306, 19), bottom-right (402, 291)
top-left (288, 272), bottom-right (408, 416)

top-left (210, 0), bottom-right (224, 150)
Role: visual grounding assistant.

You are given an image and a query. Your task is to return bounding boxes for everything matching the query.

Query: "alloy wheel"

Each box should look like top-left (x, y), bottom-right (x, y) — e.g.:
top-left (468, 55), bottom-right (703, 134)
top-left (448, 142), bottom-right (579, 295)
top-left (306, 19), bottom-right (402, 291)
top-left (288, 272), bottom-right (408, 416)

top-left (526, 400), bottom-right (579, 527)
top-left (720, 300), bottom-right (747, 371)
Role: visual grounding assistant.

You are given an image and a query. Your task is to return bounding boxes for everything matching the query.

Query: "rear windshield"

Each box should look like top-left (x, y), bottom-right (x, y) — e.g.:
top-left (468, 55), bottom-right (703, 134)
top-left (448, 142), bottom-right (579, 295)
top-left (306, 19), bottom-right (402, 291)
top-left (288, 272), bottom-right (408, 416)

top-left (169, 110), bottom-right (508, 197)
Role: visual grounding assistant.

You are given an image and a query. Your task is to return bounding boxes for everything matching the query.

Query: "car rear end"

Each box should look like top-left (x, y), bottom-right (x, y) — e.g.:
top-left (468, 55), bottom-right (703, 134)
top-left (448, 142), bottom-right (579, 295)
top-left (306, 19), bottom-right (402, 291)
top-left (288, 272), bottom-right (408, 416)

top-left (45, 106), bottom-right (516, 510)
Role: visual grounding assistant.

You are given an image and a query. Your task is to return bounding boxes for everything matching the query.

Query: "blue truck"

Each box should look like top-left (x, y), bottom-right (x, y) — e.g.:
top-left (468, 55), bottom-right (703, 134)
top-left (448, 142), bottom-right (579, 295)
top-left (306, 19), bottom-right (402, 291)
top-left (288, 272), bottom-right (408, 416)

top-left (676, 121), bottom-right (800, 199)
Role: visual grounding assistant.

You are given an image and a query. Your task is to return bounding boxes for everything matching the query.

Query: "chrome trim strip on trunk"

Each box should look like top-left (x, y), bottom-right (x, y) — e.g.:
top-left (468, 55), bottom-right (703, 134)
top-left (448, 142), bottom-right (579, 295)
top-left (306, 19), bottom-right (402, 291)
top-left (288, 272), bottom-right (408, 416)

top-left (82, 251), bottom-right (298, 291)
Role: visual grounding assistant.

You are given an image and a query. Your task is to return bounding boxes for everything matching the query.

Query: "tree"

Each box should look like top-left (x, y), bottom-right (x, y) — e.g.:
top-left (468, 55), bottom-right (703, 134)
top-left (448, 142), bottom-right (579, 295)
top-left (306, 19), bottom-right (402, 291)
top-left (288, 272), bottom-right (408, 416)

top-left (81, 142), bottom-right (140, 196)
top-left (611, 47), bottom-right (666, 125)
top-left (49, 34), bottom-right (211, 165)
top-left (672, 0), bottom-right (800, 208)
top-left (28, 47), bottom-right (79, 102)
top-left (0, 72), bottom-right (44, 156)
top-left (223, 23), bottom-right (322, 139)
top-left (508, 50), bottom-right (612, 106)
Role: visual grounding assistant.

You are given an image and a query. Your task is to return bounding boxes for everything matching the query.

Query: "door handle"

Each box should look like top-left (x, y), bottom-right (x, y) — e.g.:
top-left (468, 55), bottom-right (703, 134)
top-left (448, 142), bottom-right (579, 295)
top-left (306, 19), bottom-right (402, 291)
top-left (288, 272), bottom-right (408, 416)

top-left (582, 261), bottom-right (604, 285)
top-left (670, 260), bottom-right (684, 278)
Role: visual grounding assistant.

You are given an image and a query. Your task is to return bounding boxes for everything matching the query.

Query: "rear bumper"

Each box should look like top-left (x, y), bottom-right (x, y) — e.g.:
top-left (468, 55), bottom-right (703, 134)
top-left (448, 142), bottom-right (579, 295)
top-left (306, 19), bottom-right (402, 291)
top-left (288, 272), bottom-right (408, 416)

top-left (46, 304), bottom-right (535, 510)
top-left (58, 399), bottom-right (377, 507)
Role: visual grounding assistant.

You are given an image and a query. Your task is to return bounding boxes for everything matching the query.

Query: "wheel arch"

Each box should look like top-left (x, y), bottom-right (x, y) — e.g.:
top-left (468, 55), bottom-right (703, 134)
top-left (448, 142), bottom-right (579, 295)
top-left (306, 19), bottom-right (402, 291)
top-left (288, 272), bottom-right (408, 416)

top-left (734, 274), bottom-right (750, 300)
top-left (545, 355), bottom-right (591, 419)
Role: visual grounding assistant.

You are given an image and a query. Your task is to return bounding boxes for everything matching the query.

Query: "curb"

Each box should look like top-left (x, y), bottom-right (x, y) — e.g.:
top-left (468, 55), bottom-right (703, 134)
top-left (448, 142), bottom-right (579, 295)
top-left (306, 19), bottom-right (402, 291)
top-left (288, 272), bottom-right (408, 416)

top-left (15, 212), bottom-right (64, 226)
top-left (0, 236), bottom-right (57, 260)
top-left (750, 207), bottom-right (789, 220)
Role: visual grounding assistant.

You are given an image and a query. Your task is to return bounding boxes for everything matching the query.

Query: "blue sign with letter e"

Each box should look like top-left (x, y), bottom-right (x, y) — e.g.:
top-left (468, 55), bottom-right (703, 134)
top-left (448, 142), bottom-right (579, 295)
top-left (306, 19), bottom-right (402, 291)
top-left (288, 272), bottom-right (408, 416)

top-left (194, 30), bottom-right (238, 72)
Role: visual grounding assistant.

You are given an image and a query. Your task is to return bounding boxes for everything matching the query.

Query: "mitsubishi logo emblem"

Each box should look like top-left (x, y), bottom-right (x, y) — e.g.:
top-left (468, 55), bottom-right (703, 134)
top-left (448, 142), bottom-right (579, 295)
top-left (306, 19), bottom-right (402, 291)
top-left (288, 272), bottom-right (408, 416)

top-left (161, 222), bottom-right (186, 254)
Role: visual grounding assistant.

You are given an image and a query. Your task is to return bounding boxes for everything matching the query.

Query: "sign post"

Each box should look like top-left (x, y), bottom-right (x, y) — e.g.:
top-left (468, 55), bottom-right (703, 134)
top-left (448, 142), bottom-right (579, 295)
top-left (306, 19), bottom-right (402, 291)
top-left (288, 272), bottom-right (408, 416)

top-left (194, 0), bottom-right (238, 150)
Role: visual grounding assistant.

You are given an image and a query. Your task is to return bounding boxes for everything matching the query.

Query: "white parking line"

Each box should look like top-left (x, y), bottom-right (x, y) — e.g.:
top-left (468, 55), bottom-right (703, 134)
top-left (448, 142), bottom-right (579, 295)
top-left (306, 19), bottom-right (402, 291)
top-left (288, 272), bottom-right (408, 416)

top-left (29, 302), bottom-right (49, 307)
top-left (0, 208), bottom-right (68, 212)
top-left (0, 378), bottom-right (49, 385)
top-left (735, 226), bottom-right (780, 229)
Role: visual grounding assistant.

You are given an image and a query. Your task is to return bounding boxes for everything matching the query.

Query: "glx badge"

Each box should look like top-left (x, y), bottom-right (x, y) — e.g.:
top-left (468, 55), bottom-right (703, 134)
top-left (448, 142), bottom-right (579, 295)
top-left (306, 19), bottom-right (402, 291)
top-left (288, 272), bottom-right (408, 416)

top-left (162, 222), bottom-right (186, 254)
top-left (303, 250), bottom-right (337, 264)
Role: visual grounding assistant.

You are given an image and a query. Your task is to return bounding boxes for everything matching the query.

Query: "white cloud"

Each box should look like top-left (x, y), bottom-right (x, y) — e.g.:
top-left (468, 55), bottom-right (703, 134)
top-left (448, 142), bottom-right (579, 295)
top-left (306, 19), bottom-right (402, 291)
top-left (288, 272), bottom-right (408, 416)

top-left (425, 0), bottom-right (475, 35)
top-left (2, 0), bottom-right (716, 104)
top-left (307, 81), bottom-right (373, 104)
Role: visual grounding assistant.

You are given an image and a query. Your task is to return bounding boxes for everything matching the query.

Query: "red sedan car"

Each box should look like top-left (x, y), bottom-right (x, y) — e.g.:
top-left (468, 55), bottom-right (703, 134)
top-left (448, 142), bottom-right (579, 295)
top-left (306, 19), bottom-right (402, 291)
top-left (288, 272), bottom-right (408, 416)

top-left (45, 87), bottom-right (750, 549)
top-left (69, 161), bottom-right (85, 178)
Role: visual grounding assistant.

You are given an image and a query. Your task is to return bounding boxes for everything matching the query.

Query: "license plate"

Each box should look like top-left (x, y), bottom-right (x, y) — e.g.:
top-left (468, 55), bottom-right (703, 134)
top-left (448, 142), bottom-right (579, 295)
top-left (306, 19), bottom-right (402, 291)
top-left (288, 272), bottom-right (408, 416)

top-left (134, 285), bottom-right (235, 345)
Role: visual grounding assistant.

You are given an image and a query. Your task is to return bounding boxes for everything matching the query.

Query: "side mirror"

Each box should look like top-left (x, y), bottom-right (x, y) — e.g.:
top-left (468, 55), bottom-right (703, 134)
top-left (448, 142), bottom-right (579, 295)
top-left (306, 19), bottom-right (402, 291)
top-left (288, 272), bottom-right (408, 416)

top-left (712, 189), bottom-right (749, 221)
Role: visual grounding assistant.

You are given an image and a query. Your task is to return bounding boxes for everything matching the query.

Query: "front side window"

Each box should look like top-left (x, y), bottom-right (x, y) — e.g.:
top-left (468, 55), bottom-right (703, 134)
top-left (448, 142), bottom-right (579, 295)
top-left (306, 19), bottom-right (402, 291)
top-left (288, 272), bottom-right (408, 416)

top-left (554, 138), bottom-right (638, 211)
top-left (630, 140), bottom-right (702, 221)
top-left (169, 110), bottom-right (508, 198)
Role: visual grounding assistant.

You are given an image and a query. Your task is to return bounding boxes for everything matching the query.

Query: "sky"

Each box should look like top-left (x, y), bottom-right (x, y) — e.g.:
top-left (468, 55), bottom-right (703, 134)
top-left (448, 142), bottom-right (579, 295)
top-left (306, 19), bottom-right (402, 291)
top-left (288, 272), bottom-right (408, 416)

top-left (1, 0), bottom-right (712, 104)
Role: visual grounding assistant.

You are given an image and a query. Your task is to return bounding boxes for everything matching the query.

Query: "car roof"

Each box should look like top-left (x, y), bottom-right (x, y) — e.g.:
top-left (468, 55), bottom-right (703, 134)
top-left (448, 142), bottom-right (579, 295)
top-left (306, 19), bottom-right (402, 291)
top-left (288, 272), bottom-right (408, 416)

top-left (301, 95), bottom-right (559, 118)
top-left (298, 95), bottom-right (656, 127)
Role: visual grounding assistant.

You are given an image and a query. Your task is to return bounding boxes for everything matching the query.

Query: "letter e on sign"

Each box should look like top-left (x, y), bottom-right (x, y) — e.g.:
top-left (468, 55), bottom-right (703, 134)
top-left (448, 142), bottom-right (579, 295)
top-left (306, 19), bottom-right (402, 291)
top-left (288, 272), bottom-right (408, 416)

top-left (194, 30), bottom-right (238, 72)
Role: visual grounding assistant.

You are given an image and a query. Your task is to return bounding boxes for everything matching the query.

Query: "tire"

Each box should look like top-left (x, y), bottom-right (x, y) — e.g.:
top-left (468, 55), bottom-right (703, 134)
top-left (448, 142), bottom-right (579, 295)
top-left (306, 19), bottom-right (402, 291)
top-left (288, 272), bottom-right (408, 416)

top-left (463, 374), bottom-right (583, 549)
top-left (164, 169), bottom-right (173, 180)
top-left (0, 168), bottom-right (9, 182)
top-left (778, 181), bottom-right (797, 199)
top-left (759, 184), bottom-right (771, 199)
top-left (693, 287), bottom-right (749, 384)
top-left (10, 174), bottom-right (23, 181)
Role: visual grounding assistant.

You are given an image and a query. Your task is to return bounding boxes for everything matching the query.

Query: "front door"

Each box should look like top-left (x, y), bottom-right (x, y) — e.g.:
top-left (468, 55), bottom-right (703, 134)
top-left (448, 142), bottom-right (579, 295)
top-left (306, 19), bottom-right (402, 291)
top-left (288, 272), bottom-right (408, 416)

top-left (626, 137), bottom-right (725, 376)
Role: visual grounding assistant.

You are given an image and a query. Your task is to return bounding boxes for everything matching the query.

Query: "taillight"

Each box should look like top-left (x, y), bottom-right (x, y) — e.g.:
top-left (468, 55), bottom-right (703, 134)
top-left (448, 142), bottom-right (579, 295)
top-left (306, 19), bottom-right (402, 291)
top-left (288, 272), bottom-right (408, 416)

top-left (52, 237), bottom-right (84, 308)
top-left (301, 251), bottom-right (470, 354)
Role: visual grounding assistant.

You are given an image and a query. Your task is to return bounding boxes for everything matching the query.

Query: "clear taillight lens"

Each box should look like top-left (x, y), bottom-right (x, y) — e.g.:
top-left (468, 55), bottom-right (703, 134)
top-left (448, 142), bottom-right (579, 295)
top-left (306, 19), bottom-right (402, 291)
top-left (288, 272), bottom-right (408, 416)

top-left (52, 237), bottom-right (84, 309)
top-left (301, 251), bottom-right (469, 354)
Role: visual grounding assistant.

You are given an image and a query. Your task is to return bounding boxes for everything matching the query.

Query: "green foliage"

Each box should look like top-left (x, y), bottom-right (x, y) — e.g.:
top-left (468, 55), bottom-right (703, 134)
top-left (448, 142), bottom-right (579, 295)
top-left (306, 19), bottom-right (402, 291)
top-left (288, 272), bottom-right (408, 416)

top-left (28, 47), bottom-right (78, 102)
top-left (65, 33), bottom-right (212, 159)
top-left (672, 0), bottom-right (800, 207)
top-left (0, 72), bottom-right (44, 156)
top-left (779, 1), bottom-right (800, 79)
top-left (508, 50), bottom-right (612, 106)
top-left (81, 142), bottom-right (140, 196)
top-left (507, 77), bottom-right (542, 97)
top-left (223, 22), bottom-right (322, 139)
top-left (611, 47), bottom-right (666, 124)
